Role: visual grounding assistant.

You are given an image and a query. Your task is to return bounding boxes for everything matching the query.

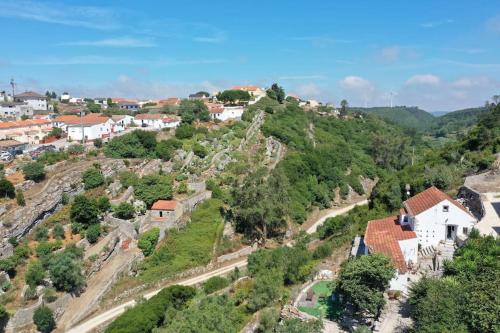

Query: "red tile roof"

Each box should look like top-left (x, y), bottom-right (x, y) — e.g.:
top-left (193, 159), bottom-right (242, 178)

top-left (404, 186), bottom-right (472, 217)
top-left (14, 91), bottom-right (46, 99)
top-left (151, 200), bottom-right (177, 211)
top-left (56, 114), bottom-right (111, 125)
top-left (231, 85), bottom-right (259, 91)
top-left (135, 113), bottom-right (164, 120)
top-left (162, 117), bottom-right (179, 123)
top-left (158, 98), bottom-right (181, 106)
top-left (0, 119), bottom-right (51, 129)
top-left (205, 103), bottom-right (224, 113)
top-left (364, 216), bottom-right (416, 273)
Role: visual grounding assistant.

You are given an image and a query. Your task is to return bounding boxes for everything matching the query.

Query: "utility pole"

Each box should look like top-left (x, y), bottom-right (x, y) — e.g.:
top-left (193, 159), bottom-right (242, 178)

top-left (10, 78), bottom-right (15, 99)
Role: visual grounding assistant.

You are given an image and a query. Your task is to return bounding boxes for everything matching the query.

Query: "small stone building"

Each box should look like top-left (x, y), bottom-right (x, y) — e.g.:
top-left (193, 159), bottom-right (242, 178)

top-left (150, 200), bottom-right (180, 223)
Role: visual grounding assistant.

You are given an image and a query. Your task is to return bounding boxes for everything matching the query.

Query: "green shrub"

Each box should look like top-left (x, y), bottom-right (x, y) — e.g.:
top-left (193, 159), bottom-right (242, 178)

top-left (138, 228), bottom-right (160, 256)
top-left (113, 202), bottom-right (135, 220)
top-left (25, 260), bottom-right (46, 287)
top-left (94, 138), bottom-right (103, 148)
top-left (96, 196), bottom-right (111, 212)
top-left (0, 178), bottom-right (15, 198)
top-left (175, 124), bottom-right (195, 139)
top-left (313, 243), bottom-right (333, 259)
top-left (70, 195), bottom-right (99, 226)
top-left (0, 305), bottom-right (9, 331)
top-left (82, 167), bottom-right (105, 189)
top-left (67, 144), bottom-right (85, 155)
top-left (16, 189), bottom-right (25, 206)
top-left (23, 161), bottom-right (45, 182)
top-left (35, 226), bottom-right (49, 241)
top-left (86, 224), bottom-right (101, 244)
top-left (193, 143), bottom-right (207, 158)
top-left (202, 276), bottom-right (229, 294)
top-left (33, 305), bottom-right (55, 333)
top-left (52, 223), bottom-right (65, 240)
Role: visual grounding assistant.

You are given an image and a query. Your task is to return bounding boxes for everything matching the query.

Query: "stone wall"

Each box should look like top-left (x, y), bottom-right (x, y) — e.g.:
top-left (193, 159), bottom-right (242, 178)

top-left (457, 185), bottom-right (484, 220)
top-left (109, 186), bottom-right (134, 206)
top-left (216, 244), bottom-right (257, 263)
top-left (180, 190), bottom-right (212, 214)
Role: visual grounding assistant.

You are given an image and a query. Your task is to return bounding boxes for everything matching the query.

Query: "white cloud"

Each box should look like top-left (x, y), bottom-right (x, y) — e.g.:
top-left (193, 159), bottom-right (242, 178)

top-left (486, 16), bottom-right (500, 33)
top-left (60, 37), bottom-right (157, 48)
top-left (0, 0), bottom-right (120, 30)
top-left (380, 46), bottom-right (401, 63)
top-left (339, 76), bottom-right (374, 90)
top-left (406, 74), bottom-right (441, 86)
top-left (420, 19), bottom-right (454, 28)
top-left (451, 76), bottom-right (493, 88)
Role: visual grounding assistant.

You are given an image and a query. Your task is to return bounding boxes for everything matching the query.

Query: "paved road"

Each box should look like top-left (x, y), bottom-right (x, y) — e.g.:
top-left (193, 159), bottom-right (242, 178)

top-left (66, 199), bottom-right (366, 333)
top-left (306, 199), bottom-right (369, 234)
top-left (66, 259), bottom-right (248, 333)
top-left (475, 192), bottom-right (500, 236)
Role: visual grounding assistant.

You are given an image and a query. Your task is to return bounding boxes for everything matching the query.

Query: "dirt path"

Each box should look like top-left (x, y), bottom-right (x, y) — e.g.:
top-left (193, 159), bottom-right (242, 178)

top-left (57, 247), bottom-right (140, 332)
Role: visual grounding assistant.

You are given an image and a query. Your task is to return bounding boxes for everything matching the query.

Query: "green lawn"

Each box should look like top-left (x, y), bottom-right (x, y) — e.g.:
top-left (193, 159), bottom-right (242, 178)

top-left (299, 281), bottom-right (344, 320)
top-left (139, 199), bottom-right (224, 282)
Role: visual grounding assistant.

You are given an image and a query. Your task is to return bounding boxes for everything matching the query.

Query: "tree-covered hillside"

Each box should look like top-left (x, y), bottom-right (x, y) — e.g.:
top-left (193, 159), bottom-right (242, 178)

top-left (351, 106), bottom-right (435, 131)
top-left (431, 107), bottom-right (489, 136)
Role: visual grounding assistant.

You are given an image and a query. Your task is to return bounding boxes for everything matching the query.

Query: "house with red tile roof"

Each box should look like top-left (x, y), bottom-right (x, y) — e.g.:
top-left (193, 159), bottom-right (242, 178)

top-left (363, 186), bottom-right (477, 291)
top-left (62, 114), bottom-right (116, 141)
top-left (231, 85), bottom-right (266, 100)
top-left (133, 113), bottom-right (180, 129)
top-left (0, 119), bottom-right (52, 144)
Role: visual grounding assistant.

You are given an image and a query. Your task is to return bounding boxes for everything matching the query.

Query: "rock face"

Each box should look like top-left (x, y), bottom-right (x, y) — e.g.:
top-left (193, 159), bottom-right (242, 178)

top-left (0, 159), bottom-right (126, 258)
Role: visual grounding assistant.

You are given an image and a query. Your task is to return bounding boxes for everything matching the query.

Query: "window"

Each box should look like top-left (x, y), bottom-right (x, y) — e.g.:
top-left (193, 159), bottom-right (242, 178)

top-left (463, 227), bottom-right (468, 235)
top-left (443, 205), bottom-right (449, 212)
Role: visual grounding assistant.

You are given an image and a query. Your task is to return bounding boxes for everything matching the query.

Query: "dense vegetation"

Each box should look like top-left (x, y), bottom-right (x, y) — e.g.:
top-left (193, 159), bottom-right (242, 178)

top-left (431, 107), bottom-right (489, 136)
top-left (409, 233), bottom-right (499, 333)
top-left (352, 106), bottom-right (435, 131)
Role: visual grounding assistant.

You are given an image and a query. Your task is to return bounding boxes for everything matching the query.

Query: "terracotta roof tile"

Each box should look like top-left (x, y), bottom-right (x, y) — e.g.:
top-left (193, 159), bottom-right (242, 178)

top-left (0, 119), bottom-right (51, 129)
top-left (364, 216), bottom-right (416, 273)
top-left (151, 200), bottom-right (177, 211)
top-left (404, 186), bottom-right (472, 217)
top-left (135, 113), bottom-right (163, 120)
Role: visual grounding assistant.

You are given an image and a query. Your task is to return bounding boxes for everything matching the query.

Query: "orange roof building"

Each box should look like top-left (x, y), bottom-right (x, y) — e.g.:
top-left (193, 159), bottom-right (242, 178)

top-left (151, 200), bottom-right (177, 211)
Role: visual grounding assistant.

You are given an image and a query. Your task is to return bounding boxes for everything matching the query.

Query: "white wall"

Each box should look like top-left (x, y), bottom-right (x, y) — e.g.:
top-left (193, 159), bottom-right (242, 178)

top-left (25, 98), bottom-right (47, 111)
top-left (67, 120), bottom-right (113, 141)
top-left (398, 237), bottom-right (418, 266)
top-left (414, 199), bottom-right (476, 247)
top-left (389, 272), bottom-right (410, 292)
top-left (213, 106), bottom-right (244, 121)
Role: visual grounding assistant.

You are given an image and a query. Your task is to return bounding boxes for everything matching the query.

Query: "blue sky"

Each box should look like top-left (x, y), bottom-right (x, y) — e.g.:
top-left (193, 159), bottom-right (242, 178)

top-left (0, 0), bottom-right (499, 111)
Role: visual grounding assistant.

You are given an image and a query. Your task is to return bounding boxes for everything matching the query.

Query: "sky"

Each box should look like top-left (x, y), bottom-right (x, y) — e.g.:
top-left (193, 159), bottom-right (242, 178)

top-left (0, 0), bottom-right (499, 111)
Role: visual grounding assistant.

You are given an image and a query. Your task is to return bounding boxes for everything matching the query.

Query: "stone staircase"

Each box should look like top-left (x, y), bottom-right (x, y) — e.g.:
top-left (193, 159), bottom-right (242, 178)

top-left (419, 245), bottom-right (437, 257)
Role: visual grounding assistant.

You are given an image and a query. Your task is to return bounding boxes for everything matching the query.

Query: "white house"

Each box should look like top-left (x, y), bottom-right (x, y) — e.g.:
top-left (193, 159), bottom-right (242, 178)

top-left (0, 102), bottom-right (33, 120)
top-left (60, 92), bottom-right (71, 102)
top-left (209, 105), bottom-right (244, 122)
top-left (65, 114), bottom-right (115, 141)
top-left (111, 115), bottom-right (134, 131)
top-left (69, 97), bottom-right (84, 104)
top-left (231, 85), bottom-right (266, 99)
top-left (363, 186), bottom-right (476, 292)
top-left (14, 91), bottom-right (47, 111)
top-left (93, 98), bottom-right (108, 109)
top-left (133, 114), bottom-right (180, 129)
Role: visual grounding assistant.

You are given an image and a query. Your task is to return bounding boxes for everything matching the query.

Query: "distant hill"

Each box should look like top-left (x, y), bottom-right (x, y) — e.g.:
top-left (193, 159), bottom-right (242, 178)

top-left (351, 106), bottom-right (435, 131)
top-left (433, 107), bottom-right (489, 135)
top-left (430, 111), bottom-right (449, 117)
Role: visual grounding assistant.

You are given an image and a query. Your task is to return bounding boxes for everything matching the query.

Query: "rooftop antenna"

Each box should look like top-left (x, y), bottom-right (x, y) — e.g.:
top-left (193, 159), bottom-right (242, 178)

top-left (10, 78), bottom-right (15, 97)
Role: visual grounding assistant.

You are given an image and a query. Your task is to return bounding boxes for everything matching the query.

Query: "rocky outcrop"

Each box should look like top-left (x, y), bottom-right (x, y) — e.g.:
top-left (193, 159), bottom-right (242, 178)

top-left (0, 159), bottom-right (126, 258)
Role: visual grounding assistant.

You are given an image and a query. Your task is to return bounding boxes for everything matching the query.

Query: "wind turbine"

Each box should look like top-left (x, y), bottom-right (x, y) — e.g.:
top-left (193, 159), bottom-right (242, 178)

top-left (10, 78), bottom-right (16, 97)
top-left (389, 91), bottom-right (396, 108)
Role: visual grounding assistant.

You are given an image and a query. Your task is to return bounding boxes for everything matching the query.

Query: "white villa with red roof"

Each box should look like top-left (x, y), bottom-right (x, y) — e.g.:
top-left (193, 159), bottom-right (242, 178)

top-left (55, 114), bottom-right (116, 141)
top-left (133, 113), bottom-right (180, 129)
top-left (363, 186), bottom-right (477, 291)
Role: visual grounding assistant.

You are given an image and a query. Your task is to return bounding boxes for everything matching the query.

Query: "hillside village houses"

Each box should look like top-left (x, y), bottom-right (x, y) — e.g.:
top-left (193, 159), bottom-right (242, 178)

top-left (0, 119), bottom-right (52, 144)
top-left (133, 113), bottom-right (180, 129)
top-left (52, 114), bottom-right (116, 141)
top-left (14, 91), bottom-right (47, 111)
top-left (363, 186), bottom-right (477, 292)
top-left (0, 102), bottom-right (33, 120)
top-left (231, 85), bottom-right (266, 99)
top-left (111, 115), bottom-right (135, 130)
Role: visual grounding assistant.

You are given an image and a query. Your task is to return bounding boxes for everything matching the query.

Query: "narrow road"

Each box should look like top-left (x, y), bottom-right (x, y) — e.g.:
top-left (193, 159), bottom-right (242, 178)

top-left (66, 196), bottom-right (367, 333)
top-left (65, 259), bottom-right (248, 333)
top-left (305, 199), bottom-right (368, 234)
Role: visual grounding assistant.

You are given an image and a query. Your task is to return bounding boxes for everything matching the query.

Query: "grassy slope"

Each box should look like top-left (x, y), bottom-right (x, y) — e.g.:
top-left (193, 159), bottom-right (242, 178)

top-left (433, 107), bottom-right (489, 135)
top-left (139, 199), bottom-right (224, 282)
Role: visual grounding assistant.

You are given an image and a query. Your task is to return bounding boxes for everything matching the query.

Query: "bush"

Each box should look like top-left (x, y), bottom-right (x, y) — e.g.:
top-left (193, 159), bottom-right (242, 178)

top-left (0, 178), bottom-right (15, 198)
top-left (70, 195), bottom-right (99, 226)
top-left (175, 124), bottom-right (196, 139)
top-left (96, 196), bottom-right (111, 212)
top-left (25, 260), bottom-right (46, 287)
top-left (23, 161), bottom-right (45, 182)
top-left (35, 226), bottom-right (49, 241)
top-left (33, 305), bottom-right (55, 333)
top-left (67, 144), bottom-right (85, 155)
top-left (0, 305), bottom-right (9, 331)
top-left (86, 224), bottom-right (101, 244)
top-left (36, 242), bottom-right (53, 259)
top-left (138, 228), bottom-right (160, 256)
top-left (202, 276), bottom-right (229, 294)
top-left (155, 140), bottom-right (174, 161)
top-left (193, 143), bottom-right (207, 158)
top-left (82, 167), bottom-right (105, 190)
top-left (48, 249), bottom-right (84, 292)
top-left (43, 288), bottom-right (57, 303)
top-left (313, 243), bottom-right (333, 259)
top-left (94, 138), bottom-right (103, 148)
top-left (16, 189), bottom-right (25, 206)
top-left (52, 223), bottom-right (65, 240)
top-left (114, 202), bottom-right (135, 220)
top-left (176, 181), bottom-right (188, 194)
